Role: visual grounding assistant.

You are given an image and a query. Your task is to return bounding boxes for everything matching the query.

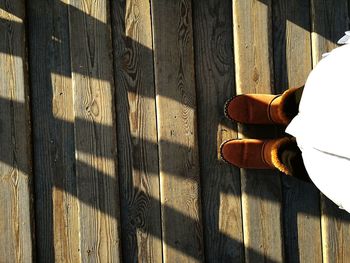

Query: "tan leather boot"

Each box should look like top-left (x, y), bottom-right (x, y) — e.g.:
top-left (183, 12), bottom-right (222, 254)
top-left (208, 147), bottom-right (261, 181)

top-left (225, 87), bottom-right (301, 125)
top-left (220, 137), bottom-right (293, 175)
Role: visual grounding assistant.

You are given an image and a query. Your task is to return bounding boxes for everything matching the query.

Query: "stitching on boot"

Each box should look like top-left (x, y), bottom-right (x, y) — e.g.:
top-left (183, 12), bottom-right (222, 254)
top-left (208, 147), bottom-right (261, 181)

top-left (261, 141), bottom-right (270, 167)
top-left (224, 95), bottom-right (242, 122)
top-left (267, 94), bottom-right (282, 124)
top-left (219, 139), bottom-right (237, 166)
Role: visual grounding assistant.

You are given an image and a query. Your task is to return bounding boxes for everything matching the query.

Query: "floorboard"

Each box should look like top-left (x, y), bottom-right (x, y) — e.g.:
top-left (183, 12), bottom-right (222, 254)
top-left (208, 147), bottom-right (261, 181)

top-left (27, 0), bottom-right (80, 261)
top-left (69, 0), bottom-right (122, 261)
top-left (0, 0), bottom-right (34, 261)
top-left (310, 1), bottom-right (350, 262)
top-left (272, 0), bottom-right (323, 262)
top-left (232, 0), bottom-right (284, 262)
top-left (192, 0), bottom-right (244, 262)
top-left (151, 0), bottom-right (204, 261)
top-left (111, 0), bottom-right (162, 261)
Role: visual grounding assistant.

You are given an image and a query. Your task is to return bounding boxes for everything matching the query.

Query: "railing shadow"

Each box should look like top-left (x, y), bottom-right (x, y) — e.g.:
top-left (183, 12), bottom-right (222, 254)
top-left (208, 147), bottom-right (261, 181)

top-left (1, 0), bottom-right (350, 262)
top-left (0, 91), bottom-right (285, 263)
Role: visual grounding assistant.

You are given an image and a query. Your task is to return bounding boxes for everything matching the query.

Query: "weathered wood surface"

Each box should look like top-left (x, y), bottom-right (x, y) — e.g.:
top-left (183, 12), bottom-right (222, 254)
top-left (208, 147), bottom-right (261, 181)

top-left (311, 0), bottom-right (349, 64)
top-left (2, 0), bottom-right (350, 261)
top-left (111, 0), bottom-right (162, 261)
top-left (0, 0), bottom-right (34, 262)
top-left (192, 0), bottom-right (244, 262)
top-left (232, 0), bottom-right (284, 262)
top-left (69, 0), bottom-right (122, 261)
top-left (310, 1), bottom-right (350, 262)
top-left (27, 0), bottom-right (79, 261)
top-left (272, 0), bottom-right (323, 262)
top-left (151, 0), bottom-right (204, 261)
top-left (273, 0), bottom-right (323, 262)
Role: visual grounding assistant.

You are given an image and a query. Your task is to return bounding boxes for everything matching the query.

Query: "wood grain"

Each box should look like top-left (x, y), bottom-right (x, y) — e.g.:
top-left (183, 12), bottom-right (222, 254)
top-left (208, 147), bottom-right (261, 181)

top-left (0, 1), bottom-right (34, 262)
top-left (68, 1), bottom-right (122, 261)
top-left (272, 0), bottom-right (323, 262)
top-left (6, 0), bottom-right (350, 260)
top-left (111, 0), bottom-right (162, 261)
top-left (232, 0), bottom-right (284, 262)
top-left (27, 0), bottom-right (80, 261)
top-left (311, 0), bottom-right (349, 65)
top-left (233, 0), bottom-right (274, 94)
top-left (310, 1), bottom-right (350, 262)
top-left (151, 0), bottom-right (204, 261)
top-left (192, 0), bottom-right (244, 261)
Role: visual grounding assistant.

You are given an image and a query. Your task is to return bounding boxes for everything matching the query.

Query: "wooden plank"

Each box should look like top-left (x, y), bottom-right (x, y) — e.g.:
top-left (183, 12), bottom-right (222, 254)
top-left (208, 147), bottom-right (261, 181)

top-left (151, 0), bottom-right (204, 261)
top-left (272, 0), bottom-right (313, 91)
top-left (232, 0), bottom-right (284, 262)
top-left (68, 1), bottom-right (122, 262)
top-left (27, 0), bottom-right (80, 261)
top-left (310, 1), bottom-right (350, 262)
top-left (192, 0), bottom-right (244, 262)
top-left (0, 1), bottom-right (34, 262)
top-left (272, 0), bottom-right (323, 262)
top-left (111, 0), bottom-right (162, 261)
top-left (311, 0), bottom-right (349, 64)
top-left (320, 202), bottom-right (350, 263)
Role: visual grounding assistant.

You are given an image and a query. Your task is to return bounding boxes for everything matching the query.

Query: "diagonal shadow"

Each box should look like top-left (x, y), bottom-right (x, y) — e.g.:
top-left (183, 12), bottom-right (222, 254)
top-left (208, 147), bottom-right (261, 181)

top-left (1, 97), bottom-right (283, 263)
top-left (1, 0), bottom-right (350, 262)
top-left (2, 96), bottom-right (350, 212)
top-left (257, 0), bottom-right (349, 44)
top-left (2, 96), bottom-right (350, 261)
top-left (269, 0), bottom-right (349, 93)
top-left (1, 0), bottom-right (347, 107)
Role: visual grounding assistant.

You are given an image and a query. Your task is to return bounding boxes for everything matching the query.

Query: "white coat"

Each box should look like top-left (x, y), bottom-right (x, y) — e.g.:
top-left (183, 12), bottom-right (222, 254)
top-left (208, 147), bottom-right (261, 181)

top-left (286, 32), bottom-right (350, 213)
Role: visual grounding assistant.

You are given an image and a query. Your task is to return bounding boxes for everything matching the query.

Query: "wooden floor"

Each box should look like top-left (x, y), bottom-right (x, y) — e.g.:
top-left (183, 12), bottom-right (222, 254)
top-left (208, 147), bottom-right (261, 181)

top-left (1, 0), bottom-right (350, 262)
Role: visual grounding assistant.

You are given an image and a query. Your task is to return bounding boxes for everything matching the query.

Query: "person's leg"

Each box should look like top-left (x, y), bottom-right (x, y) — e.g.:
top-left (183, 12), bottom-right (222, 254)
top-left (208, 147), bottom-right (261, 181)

top-left (282, 86), bottom-right (304, 120)
top-left (277, 136), bottom-right (311, 183)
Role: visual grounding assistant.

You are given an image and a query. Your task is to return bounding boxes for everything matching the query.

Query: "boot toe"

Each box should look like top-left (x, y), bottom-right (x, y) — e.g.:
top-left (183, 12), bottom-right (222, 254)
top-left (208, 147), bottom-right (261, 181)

top-left (220, 139), bottom-right (245, 167)
top-left (225, 95), bottom-right (250, 123)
